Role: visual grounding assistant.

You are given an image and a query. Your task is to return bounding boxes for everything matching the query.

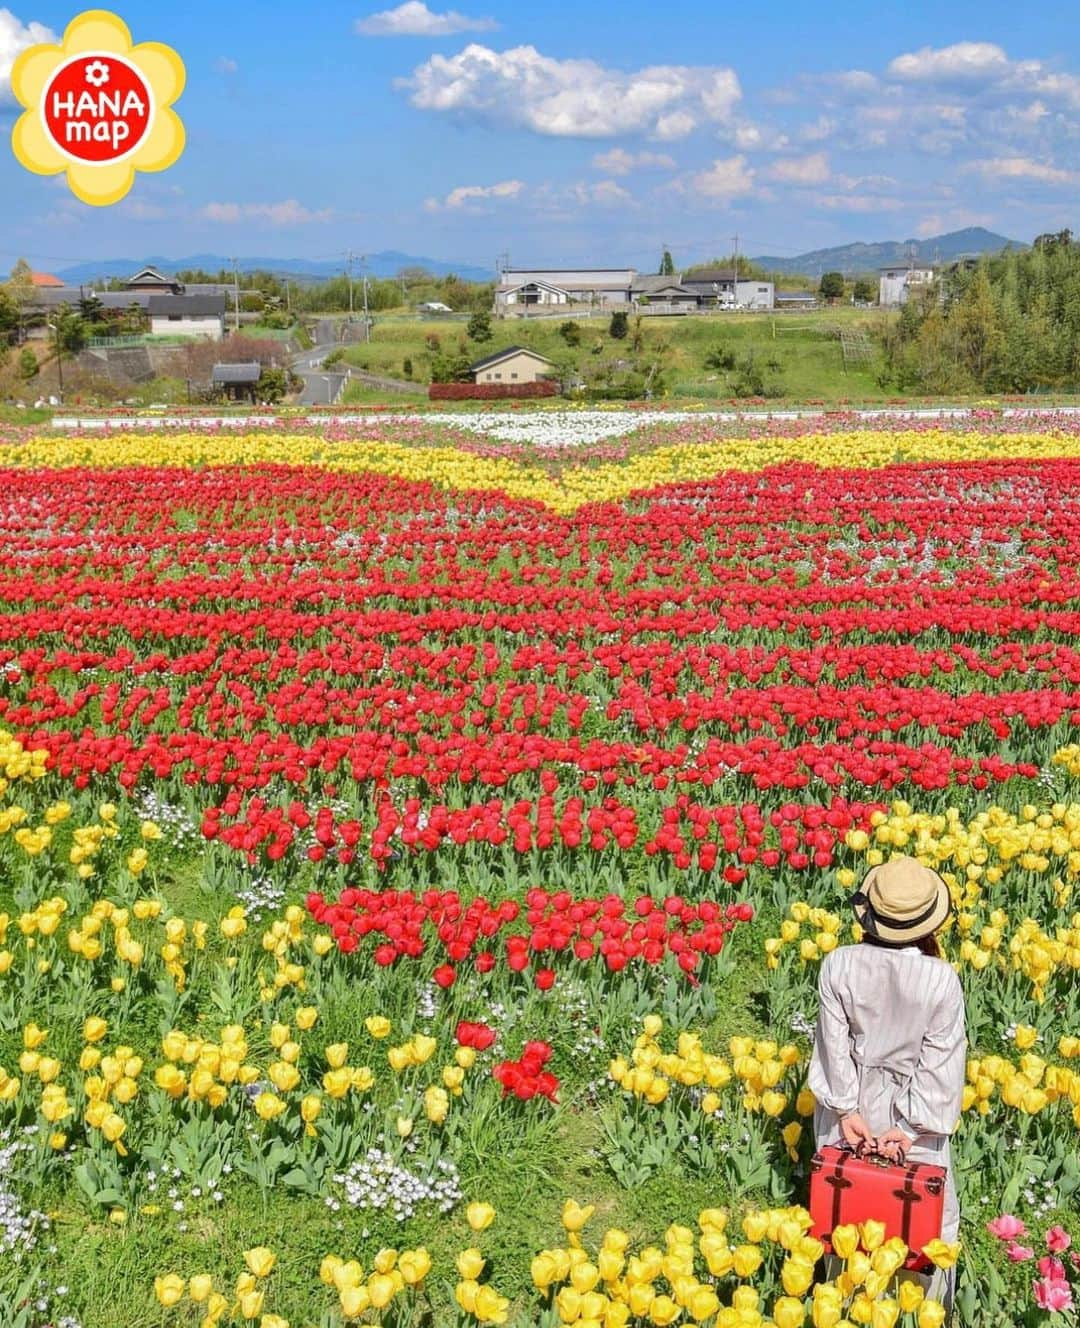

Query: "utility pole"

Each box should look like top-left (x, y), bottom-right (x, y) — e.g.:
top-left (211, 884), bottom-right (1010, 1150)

top-left (345, 251), bottom-right (356, 319)
top-left (361, 256), bottom-right (370, 342)
top-left (731, 232), bottom-right (740, 307)
top-left (284, 279), bottom-right (291, 315)
top-left (231, 257), bottom-right (240, 333)
top-left (49, 321), bottom-right (64, 401)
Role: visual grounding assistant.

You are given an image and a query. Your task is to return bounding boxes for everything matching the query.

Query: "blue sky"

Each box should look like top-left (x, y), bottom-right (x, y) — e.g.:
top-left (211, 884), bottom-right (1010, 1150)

top-left (1, 0), bottom-right (1078, 274)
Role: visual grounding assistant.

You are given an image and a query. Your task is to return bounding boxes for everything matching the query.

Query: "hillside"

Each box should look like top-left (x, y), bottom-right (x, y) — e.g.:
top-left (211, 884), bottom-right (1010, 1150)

top-left (56, 251), bottom-right (493, 285)
top-left (754, 227), bottom-right (1025, 277)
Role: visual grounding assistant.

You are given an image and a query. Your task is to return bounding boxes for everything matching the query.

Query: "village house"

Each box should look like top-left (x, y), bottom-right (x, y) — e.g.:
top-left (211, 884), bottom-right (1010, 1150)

top-left (148, 293), bottom-right (227, 340)
top-left (878, 264), bottom-right (935, 308)
top-left (629, 275), bottom-right (700, 311)
top-left (678, 269), bottom-right (775, 309)
top-left (469, 345), bottom-right (555, 385)
top-left (497, 268), bottom-right (636, 310)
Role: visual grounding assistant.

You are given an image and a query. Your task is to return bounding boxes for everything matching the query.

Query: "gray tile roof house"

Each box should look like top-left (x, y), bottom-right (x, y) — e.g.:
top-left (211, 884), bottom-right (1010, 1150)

top-left (211, 362), bottom-right (262, 384)
top-left (147, 294), bottom-right (227, 318)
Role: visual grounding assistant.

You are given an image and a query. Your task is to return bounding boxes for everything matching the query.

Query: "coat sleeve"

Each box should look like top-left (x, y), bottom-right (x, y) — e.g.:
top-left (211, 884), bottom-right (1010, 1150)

top-left (808, 956), bottom-right (860, 1115)
top-left (893, 968), bottom-right (966, 1138)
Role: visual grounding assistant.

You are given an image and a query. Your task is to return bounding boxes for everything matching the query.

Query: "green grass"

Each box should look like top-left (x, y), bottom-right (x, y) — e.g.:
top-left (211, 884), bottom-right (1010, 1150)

top-left (335, 308), bottom-right (894, 403)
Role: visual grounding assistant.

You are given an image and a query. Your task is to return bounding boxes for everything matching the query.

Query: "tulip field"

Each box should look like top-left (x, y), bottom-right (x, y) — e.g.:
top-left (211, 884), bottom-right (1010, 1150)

top-left (3, 411), bottom-right (1080, 1327)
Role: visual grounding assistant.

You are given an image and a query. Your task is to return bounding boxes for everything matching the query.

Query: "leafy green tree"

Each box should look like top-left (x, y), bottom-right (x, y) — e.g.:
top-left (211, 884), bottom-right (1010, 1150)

top-left (78, 293), bottom-right (104, 322)
top-left (952, 266), bottom-right (1003, 384)
top-left (257, 366), bottom-right (287, 403)
top-left (0, 288), bottom-right (18, 343)
top-left (609, 310), bottom-right (629, 340)
top-left (466, 311), bottom-right (492, 342)
top-left (819, 272), bottom-right (845, 301)
top-left (429, 350), bottom-right (472, 383)
top-left (17, 348), bottom-right (38, 381)
top-left (659, 249), bottom-right (675, 276)
top-left (853, 278), bottom-right (876, 303)
top-left (51, 304), bottom-right (87, 355)
top-left (558, 321), bottom-right (581, 347)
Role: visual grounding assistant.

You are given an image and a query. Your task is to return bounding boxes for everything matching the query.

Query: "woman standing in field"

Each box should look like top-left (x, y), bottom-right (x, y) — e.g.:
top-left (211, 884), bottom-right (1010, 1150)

top-left (808, 855), bottom-right (967, 1303)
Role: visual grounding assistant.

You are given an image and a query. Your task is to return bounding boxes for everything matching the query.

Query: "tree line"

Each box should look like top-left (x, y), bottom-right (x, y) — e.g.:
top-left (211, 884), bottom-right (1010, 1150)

top-left (880, 231), bottom-right (1080, 394)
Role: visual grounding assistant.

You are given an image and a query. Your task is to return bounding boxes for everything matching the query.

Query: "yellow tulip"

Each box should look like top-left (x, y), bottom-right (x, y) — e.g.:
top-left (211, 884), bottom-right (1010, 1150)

top-left (339, 1285), bottom-right (370, 1317)
top-left (239, 1288), bottom-right (265, 1319)
top-left (733, 1243), bottom-right (763, 1277)
top-left (859, 1220), bottom-right (886, 1251)
top-left (244, 1247), bottom-right (277, 1279)
top-left (648, 1294), bottom-right (680, 1326)
top-left (916, 1300), bottom-right (947, 1328)
top-left (325, 1043), bottom-right (348, 1069)
top-left (898, 1280), bottom-right (924, 1313)
top-left (870, 1299), bottom-right (899, 1328)
top-left (365, 1015), bottom-right (391, 1038)
top-left (773, 1297), bottom-right (806, 1328)
top-left (781, 1256), bottom-right (814, 1296)
top-left (253, 1092), bottom-right (286, 1121)
top-left (467, 1202), bottom-right (496, 1231)
top-left (920, 1239), bottom-right (960, 1270)
top-left (189, 1274), bottom-right (214, 1302)
top-left (367, 1273), bottom-right (396, 1309)
top-left (399, 1248), bottom-right (431, 1285)
top-left (457, 1248), bottom-right (486, 1281)
top-left (831, 1224), bottom-right (859, 1260)
top-left (154, 1274), bottom-right (185, 1307)
top-left (562, 1199), bottom-right (595, 1232)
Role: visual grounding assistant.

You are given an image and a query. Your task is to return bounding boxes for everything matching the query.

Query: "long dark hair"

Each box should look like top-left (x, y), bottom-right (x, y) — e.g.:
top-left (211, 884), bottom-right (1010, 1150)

top-left (861, 932), bottom-right (941, 959)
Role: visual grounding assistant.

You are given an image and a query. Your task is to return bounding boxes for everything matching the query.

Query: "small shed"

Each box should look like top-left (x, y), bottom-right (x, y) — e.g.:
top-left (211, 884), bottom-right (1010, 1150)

top-left (212, 362), bottom-right (262, 400)
top-left (469, 346), bottom-right (555, 385)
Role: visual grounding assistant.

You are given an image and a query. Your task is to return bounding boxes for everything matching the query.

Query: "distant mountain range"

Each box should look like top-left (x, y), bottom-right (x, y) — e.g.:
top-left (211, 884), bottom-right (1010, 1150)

top-left (752, 228), bottom-right (1027, 277)
top-left (54, 251), bottom-right (494, 285)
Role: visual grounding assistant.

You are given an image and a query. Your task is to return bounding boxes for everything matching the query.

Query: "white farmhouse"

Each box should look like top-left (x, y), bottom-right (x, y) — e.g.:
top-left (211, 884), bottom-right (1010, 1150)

top-left (879, 265), bottom-right (935, 308)
top-left (148, 294), bottom-right (227, 340)
top-left (497, 268), bottom-right (636, 310)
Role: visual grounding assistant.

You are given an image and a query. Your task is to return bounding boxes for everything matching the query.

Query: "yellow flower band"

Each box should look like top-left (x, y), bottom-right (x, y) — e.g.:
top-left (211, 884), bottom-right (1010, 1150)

top-left (5, 428), bottom-right (1080, 514)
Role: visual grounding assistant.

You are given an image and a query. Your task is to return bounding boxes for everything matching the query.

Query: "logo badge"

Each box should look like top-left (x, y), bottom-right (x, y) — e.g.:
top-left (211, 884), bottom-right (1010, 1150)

top-left (10, 9), bottom-right (184, 206)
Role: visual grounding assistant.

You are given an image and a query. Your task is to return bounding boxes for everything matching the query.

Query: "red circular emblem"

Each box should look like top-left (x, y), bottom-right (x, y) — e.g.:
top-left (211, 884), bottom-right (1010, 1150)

top-left (42, 54), bottom-right (153, 164)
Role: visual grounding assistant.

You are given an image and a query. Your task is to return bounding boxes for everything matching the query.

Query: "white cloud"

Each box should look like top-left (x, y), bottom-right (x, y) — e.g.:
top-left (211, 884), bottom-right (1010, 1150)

top-left (402, 43), bottom-right (741, 138)
top-left (797, 115), bottom-right (835, 143)
top-left (733, 121), bottom-right (790, 151)
top-left (424, 178), bottom-right (524, 211)
top-left (685, 154), bottom-right (755, 200)
top-left (356, 2), bottom-right (497, 36)
top-left (888, 42), bottom-right (1011, 83)
top-left (573, 178), bottom-right (632, 206)
top-left (767, 151), bottom-right (830, 185)
top-left (965, 155), bottom-right (1076, 184)
top-left (591, 148), bottom-right (675, 175)
top-left (201, 199), bottom-right (335, 224)
top-left (214, 56), bottom-right (238, 74)
top-left (814, 194), bottom-right (904, 212)
top-left (0, 8), bottom-right (55, 104)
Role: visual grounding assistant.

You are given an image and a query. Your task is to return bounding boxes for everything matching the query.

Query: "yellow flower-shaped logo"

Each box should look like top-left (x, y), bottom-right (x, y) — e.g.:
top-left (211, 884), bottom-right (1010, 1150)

top-left (10, 9), bottom-right (184, 207)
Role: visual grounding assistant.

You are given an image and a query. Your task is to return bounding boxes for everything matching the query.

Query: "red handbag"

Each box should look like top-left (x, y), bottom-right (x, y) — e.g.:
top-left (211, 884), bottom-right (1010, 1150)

top-left (809, 1144), bottom-right (946, 1272)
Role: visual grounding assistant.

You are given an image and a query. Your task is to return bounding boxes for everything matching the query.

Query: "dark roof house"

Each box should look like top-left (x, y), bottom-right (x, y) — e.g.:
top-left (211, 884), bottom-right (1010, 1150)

top-left (211, 362), bottom-right (262, 384)
top-left (125, 265), bottom-right (183, 293)
top-left (148, 294), bottom-right (227, 318)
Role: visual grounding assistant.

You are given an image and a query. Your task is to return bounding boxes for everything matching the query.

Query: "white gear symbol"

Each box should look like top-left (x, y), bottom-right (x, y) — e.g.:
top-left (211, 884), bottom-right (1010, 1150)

top-left (84, 60), bottom-right (110, 88)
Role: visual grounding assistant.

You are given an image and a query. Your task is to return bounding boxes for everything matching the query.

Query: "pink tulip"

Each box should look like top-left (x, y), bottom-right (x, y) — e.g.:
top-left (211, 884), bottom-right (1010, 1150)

top-left (1038, 1256), bottom-right (1066, 1281)
top-left (1007, 1244), bottom-right (1035, 1262)
top-left (1046, 1226), bottom-right (1073, 1254)
top-left (988, 1215), bottom-right (1027, 1241)
top-left (1033, 1278), bottom-right (1073, 1313)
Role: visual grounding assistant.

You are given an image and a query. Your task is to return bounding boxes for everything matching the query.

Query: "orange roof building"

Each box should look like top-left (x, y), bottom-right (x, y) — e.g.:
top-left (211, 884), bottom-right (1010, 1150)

top-left (30, 272), bottom-right (65, 287)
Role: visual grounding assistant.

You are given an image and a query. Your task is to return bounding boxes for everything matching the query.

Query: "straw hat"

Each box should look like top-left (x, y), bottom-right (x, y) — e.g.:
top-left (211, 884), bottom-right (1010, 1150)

top-left (848, 855), bottom-right (951, 944)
